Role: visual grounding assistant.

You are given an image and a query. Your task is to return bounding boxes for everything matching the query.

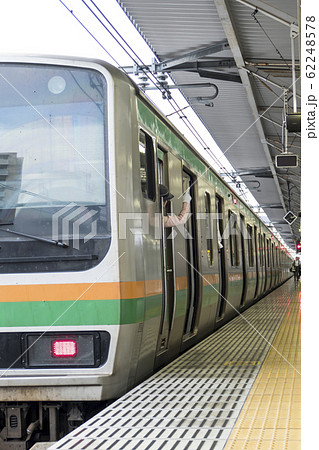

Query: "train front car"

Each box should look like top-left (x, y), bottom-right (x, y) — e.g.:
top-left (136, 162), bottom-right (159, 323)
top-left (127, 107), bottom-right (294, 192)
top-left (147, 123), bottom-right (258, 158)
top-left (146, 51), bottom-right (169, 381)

top-left (0, 57), bottom-right (136, 446)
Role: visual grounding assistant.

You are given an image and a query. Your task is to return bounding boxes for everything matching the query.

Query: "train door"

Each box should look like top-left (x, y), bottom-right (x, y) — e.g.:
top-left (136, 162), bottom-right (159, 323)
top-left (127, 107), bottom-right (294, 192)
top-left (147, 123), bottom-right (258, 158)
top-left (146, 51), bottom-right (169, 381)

top-left (245, 223), bottom-right (256, 302)
top-left (263, 234), bottom-right (268, 291)
top-left (215, 195), bottom-right (227, 319)
top-left (277, 247), bottom-right (281, 283)
top-left (259, 233), bottom-right (266, 293)
top-left (156, 148), bottom-right (176, 356)
top-left (182, 170), bottom-right (200, 337)
top-left (266, 238), bottom-right (272, 290)
top-left (254, 226), bottom-right (260, 299)
top-left (272, 243), bottom-right (277, 286)
top-left (239, 214), bottom-right (247, 307)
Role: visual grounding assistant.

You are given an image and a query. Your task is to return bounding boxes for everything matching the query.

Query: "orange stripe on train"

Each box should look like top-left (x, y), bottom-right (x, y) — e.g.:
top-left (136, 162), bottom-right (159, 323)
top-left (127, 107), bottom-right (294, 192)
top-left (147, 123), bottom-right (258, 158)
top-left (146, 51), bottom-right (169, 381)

top-left (0, 274), bottom-right (222, 302)
top-left (0, 281), bottom-right (146, 302)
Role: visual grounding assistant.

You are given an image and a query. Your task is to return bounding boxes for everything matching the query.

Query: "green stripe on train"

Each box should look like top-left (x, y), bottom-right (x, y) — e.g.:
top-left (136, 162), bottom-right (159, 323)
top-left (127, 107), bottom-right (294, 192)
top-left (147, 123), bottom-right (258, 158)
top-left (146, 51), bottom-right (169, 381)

top-left (1, 298), bottom-right (148, 327)
top-left (0, 285), bottom-right (218, 327)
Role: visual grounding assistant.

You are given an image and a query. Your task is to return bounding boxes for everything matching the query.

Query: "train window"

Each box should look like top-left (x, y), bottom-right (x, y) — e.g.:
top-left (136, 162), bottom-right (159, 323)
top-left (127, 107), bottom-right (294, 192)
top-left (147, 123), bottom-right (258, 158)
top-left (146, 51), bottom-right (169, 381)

top-left (278, 248), bottom-right (281, 265)
top-left (0, 62), bottom-right (111, 273)
top-left (228, 211), bottom-right (239, 266)
top-left (258, 234), bottom-right (264, 266)
top-left (246, 224), bottom-right (254, 267)
top-left (266, 238), bottom-right (270, 267)
top-left (157, 147), bottom-right (168, 192)
top-left (157, 158), bottom-right (164, 184)
top-left (204, 192), bottom-right (214, 266)
top-left (139, 130), bottom-right (156, 201)
top-left (272, 243), bottom-right (275, 267)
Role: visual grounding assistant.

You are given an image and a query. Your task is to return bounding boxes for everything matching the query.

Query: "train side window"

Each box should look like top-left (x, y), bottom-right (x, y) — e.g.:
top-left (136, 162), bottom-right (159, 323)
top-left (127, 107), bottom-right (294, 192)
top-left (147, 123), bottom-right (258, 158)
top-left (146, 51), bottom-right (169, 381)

top-left (266, 238), bottom-right (270, 267)
top-left (254, 226), bottom-right (258, 267)
top-left (229, 210), bottom-right (239, 266)
top-left (139, 130), bottom-right (156, 201)
top-left (204, 192), bottom-right (213, 266)
top-left (247, 224), bottom-right (254, 267)
top-left (271, 243), bottom-right (275, 267)
top-left (259, 233), bottom-right (263, 266)
top-left (157, 158), bottom-right (164, 184)
top-left (278, 248), bottom-right (281, 265)
top-left (157, 147), bottom-right (168, 188)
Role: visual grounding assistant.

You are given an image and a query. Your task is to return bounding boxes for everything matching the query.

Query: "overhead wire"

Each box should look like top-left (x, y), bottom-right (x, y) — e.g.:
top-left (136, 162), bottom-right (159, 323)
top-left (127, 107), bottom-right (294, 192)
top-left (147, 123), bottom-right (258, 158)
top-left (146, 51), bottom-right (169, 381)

top-left (58, 0), bottom-right (122, 67)
top-left (251, 9), bottom-right (291, 69)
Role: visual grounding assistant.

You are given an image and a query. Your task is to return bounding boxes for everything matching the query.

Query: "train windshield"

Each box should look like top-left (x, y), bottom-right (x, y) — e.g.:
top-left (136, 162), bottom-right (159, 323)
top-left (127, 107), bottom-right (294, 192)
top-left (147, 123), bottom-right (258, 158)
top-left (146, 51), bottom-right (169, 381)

top-left (0, 62), bottom-right (110, 273)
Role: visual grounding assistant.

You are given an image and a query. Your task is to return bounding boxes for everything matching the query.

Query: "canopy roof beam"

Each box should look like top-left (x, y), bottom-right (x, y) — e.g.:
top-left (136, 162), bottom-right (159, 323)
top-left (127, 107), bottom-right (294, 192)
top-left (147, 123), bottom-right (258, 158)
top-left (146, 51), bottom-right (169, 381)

top-left (233, 0), bottom-right (297, 27)
top-left (242, 66), bottom-right (301, 97)
top-left (121, 43), bottom-right (241, 82)
top-left (159, 41), bottom-right (230, 70)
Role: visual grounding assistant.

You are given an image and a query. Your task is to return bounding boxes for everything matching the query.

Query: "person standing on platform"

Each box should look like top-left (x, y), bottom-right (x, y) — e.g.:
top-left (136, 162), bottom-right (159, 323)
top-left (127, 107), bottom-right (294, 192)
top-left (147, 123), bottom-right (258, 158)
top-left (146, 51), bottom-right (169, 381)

top-left (291, 257), bottom-right (301, 282)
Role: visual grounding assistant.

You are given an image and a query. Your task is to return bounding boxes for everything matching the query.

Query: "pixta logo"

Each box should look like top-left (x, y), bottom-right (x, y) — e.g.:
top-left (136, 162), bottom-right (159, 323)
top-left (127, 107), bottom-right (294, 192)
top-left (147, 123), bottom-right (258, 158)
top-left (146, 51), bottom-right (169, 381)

top-left (52, 203), bottom-right (99, 250)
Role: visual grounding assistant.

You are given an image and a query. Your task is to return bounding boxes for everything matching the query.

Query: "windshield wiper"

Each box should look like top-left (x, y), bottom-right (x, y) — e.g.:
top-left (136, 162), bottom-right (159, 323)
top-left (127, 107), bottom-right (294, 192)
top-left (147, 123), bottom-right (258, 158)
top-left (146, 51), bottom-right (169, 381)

top-left (1, 228), bottom-right (68, 247)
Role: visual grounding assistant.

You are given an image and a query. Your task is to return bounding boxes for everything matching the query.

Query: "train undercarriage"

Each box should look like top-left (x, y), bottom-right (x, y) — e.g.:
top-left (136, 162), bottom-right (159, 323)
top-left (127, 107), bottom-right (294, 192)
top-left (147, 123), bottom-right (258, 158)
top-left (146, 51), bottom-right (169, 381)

top-left (0, 401), bottom-right (108, 449)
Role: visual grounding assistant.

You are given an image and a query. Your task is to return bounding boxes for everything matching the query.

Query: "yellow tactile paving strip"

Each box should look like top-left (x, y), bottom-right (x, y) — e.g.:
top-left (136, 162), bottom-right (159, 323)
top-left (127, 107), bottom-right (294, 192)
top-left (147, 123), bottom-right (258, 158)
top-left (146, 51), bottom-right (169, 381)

top-left (225, 285), bottom-right (301, 450)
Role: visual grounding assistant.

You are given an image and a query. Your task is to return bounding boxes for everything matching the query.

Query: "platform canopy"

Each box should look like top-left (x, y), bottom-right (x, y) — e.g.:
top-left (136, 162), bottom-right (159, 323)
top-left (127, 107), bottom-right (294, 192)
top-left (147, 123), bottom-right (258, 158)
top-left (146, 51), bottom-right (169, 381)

top-left (117, 0), bottom-right (301, 250)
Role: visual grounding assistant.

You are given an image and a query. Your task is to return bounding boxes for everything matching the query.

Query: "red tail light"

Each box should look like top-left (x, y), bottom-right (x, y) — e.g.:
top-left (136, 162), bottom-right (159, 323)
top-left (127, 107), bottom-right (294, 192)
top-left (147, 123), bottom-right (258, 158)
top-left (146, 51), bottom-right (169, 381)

top-left (25, 332), bottom-right (110, 367)
top-left (52, 340), bottom-right (77, 358)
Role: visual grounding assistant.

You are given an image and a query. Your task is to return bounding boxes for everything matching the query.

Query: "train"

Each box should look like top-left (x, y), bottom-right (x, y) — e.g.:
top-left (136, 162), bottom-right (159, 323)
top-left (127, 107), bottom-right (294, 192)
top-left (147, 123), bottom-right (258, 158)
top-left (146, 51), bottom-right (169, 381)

top-left (0, 55), bottom-right (292, 448)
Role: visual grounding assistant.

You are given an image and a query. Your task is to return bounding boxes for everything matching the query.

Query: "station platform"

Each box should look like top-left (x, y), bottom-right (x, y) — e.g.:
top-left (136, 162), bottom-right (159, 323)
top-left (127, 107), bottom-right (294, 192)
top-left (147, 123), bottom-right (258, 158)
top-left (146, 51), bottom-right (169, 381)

top-left (48, 278), bottom-right (300, 450)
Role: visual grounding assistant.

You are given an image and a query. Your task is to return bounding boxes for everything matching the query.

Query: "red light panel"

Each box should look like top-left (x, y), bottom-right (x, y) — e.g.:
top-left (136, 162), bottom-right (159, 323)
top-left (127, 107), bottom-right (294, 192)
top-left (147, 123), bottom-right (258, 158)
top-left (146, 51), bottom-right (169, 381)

top-left (52, 340), bottom-right (77, 358)
top-left (233, 197), bottom-right (237, 204)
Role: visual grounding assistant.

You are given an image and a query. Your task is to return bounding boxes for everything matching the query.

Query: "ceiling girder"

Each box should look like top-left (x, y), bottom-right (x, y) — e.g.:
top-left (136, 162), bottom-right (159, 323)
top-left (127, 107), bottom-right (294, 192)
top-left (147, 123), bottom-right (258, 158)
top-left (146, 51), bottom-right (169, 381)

top-left (162, 59), bottom-right (237, 70)
top-left (243, 66), bottom-right (301, 97)
top-left (246, 58), bottom-right (299, 70)
top-left (258, 106), bottom-right (284, 111)
top-left (122, 42), bottom-right (242, 83)
top-left (233, 0), bottom-right (297, 27)
top-left (159, 41), bottom-right (230, 70)
top-left (259, 204), bottom-right (284, 209)
top-left (196, 69), bottom-right (241, 83)
top-left (234, 168), bottom-right (273, 178)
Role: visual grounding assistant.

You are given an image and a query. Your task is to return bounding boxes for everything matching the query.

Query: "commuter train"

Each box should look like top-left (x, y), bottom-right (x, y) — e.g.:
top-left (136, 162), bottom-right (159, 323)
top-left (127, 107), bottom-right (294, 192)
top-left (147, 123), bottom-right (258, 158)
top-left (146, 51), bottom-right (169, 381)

top-left (0, 55), bottom-right (292, 447)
